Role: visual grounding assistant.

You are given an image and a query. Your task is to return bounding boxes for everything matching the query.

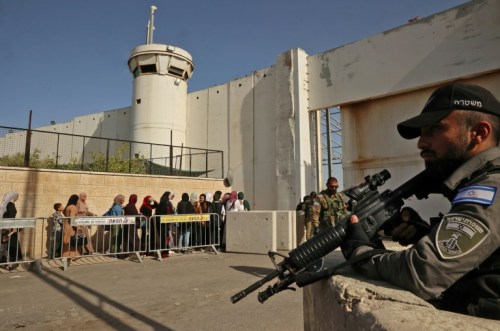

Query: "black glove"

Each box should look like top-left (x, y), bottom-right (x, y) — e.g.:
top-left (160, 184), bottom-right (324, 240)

top-left (340, 216), bottom-right (384, 260)
top-left (383, 207), bottom-right (430, 246)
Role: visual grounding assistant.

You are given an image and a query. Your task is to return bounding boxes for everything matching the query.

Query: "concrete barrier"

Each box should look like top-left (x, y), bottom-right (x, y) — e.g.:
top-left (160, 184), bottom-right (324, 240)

top-left (225, 210), bottom-right (304, 254)
top-left (296, 210), bottom-right (306, 245)
top-left (303, 250), bottom-right (500, 331)
top-left (276, 211), bottom-right (294, 251)
top-left (225, 211), bottom-right (276, 254)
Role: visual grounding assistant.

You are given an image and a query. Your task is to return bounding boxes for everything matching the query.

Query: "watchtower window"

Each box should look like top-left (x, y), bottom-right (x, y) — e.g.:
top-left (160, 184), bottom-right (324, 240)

top-left (140, 64), bottom-right (157, 74)
top-left (168, 66), bottom-right (184, 77)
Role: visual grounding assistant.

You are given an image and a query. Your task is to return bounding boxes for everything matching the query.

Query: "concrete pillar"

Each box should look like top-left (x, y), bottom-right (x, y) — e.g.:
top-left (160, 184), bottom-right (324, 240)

top-left (274, 48), bottom-right (314, 210)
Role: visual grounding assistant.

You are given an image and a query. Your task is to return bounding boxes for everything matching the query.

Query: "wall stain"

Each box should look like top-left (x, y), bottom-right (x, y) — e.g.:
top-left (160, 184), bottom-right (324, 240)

top-left (319, 57), bottom-right (333, 87)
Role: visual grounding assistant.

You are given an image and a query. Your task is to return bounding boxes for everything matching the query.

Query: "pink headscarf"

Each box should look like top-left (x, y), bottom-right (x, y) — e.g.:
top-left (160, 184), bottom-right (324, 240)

top-left (229, 191), bottom-right (238, 202)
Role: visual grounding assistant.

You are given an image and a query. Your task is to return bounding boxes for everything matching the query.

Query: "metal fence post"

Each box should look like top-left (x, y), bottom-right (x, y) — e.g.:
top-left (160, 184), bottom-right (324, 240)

top-left (106, 139), bottom-right (110, 172)
top-left (23, 110), bottom-right (32, 167)
top-left (81, 136), bottom-right (86, 170)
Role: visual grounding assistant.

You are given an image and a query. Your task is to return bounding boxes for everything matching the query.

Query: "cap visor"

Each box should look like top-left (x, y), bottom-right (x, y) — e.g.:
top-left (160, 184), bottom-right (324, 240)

top-left (397, 109), bottom-right (452, 139)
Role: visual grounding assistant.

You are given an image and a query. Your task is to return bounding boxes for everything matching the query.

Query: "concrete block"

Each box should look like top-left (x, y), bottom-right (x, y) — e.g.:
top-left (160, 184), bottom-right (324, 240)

top-left (304, 250), bottom-right (500, 331)
top-left (295, 211), bottom-right (305, 245)
top-left (226, 211), bottom-right (276, 254)
top-left (276, 211), bottom-right (293, 251)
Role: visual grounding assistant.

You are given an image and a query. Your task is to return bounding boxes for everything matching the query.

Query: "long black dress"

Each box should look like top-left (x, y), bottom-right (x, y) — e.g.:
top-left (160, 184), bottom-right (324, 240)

top-left (2, 202), bottom-right (22, 262)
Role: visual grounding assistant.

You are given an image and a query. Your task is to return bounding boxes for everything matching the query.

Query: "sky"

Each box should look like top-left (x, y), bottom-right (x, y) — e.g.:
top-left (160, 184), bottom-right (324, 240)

top-left (0, 0), bottom-right (468, 130)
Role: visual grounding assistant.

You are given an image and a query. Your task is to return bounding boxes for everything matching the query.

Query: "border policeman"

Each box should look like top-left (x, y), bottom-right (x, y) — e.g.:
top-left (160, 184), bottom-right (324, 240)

top-left (343, 82), bottom-right (500, 320)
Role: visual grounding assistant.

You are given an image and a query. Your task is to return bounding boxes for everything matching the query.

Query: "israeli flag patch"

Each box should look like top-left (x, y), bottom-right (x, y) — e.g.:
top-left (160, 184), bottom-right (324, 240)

top-left (452, 185), bottom-right (496, 205)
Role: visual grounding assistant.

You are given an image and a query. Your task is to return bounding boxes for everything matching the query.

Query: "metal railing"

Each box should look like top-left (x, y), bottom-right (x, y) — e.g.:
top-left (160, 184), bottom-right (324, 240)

top-left (1, 214), bottom-right (221, 272)
top-left (0, 126), bottom-right (224, 178)
top-left (0, 218), bottom-right (38, 271)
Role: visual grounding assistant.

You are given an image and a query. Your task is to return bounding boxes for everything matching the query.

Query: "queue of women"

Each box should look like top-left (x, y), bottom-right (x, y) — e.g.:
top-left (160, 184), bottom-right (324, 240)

top-left (1, 190), bottom-right (251, 268)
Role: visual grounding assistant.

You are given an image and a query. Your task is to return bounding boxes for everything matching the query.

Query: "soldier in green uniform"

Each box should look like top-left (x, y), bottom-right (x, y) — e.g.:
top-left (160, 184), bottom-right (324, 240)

top-left (343, 83), bottom-right (500, 320)
top-left (304, 192), bottom-right (328, 240)
top-left (319, 177), bottom-right (347, 232)
top-left (302, 194), bottom-right (313, 240)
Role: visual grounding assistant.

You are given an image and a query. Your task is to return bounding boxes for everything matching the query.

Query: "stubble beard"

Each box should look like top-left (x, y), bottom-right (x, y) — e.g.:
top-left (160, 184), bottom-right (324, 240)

top-left (424, 136), bottom-right (470, 182)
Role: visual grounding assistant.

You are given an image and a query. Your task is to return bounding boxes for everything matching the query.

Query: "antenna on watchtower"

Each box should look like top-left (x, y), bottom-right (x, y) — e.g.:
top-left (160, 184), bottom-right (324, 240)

top-left (146, 5), bottom-right (157, 44)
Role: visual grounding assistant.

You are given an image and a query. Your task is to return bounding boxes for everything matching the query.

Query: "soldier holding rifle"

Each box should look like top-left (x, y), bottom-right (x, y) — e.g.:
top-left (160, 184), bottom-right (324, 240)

top-left (344, 83), bottom-right (500, 320)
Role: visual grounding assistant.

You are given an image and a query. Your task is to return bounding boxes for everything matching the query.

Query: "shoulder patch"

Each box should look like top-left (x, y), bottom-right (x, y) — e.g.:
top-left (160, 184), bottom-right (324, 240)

top-left (436, 213), bottom-right (490, 259)
top-left (452, 185), bottom-right (496, 205)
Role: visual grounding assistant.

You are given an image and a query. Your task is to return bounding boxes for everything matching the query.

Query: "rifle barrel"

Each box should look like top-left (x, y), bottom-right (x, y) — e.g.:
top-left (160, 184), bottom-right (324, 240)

top-left (231, 269), bottom-right (281, 303)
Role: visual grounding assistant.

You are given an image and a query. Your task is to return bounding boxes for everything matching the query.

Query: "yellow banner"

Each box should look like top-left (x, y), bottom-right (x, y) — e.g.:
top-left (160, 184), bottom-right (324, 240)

top-left (160, 214), bottom-right (210, 223)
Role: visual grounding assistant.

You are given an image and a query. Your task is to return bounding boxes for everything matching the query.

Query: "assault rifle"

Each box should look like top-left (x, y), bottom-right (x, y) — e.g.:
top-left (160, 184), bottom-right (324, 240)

top-left (231, 169), bottom-right (433, 304)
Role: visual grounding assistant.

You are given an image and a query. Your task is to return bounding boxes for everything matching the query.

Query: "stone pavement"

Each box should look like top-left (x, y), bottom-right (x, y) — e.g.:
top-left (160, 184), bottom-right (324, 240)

top-left (0, 252), bottom-right (303, 331)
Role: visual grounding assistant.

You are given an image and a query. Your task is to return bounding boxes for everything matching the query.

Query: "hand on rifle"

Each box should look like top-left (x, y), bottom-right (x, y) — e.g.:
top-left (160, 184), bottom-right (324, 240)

top-left (385, 207), bottom-right (430, 246)
top-left (341, 215), bottom-right (384, 260)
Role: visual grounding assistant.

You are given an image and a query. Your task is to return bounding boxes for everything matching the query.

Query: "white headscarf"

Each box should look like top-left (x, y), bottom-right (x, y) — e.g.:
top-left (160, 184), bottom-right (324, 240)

top-left (190, 192), bottom-right (198, 204)
top-left (205, 192), bottom-right (212, 202)
top-left (0, 191), bottom-right (19, 218)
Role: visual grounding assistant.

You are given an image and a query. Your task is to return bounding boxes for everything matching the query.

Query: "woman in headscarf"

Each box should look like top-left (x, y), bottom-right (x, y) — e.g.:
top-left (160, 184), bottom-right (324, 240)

top-left (194, 193), bottom-right (213, 247)
top-left (205, 192), bottom-right (217, 247)
top-left (190, 192), bottom-right (199, 210)
top-left (205, 192), bottom-right (212, 204)
top-left (222, 192), bottom-right (230, 205)
top-left (140, 195), bottom-right (158, 253)
top-left (176, 193), bottom-right (195, 252)
top-left (0, 191), bottom-right (19, 218)
top-left (221, 191), bottom-right (241, 252)
top-left (76, 192), bottom-right (96, 255)
top-left (225, 191), bottom-right (241, 212)
top-left (122, 194), bottom-right (141, 254)
top-left (156, 191), bottom-right (174, 254)
top-left (1, 191), bottom-right (22, 268)
top-left (62, 194), bottom-right (81, 257)
top-left (211, 191), bottom-right (225, 248)
top-left (108, 194), bottom-right (125, 255)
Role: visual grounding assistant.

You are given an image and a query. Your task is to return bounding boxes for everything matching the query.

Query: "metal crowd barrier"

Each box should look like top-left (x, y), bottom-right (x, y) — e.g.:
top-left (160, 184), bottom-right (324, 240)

top-left (49, 215), bottom-right (147, 270)
top-left (0, 213), bottom-right (220, 272)
top-left (149, 213), bottom-right (220, 259)
top-left (0, 218), bottom-right (39, 271)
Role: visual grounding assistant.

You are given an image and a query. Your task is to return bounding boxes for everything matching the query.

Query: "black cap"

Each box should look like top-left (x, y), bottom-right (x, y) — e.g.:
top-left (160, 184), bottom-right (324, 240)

top-left (397, 82), bottom-right (500, 139)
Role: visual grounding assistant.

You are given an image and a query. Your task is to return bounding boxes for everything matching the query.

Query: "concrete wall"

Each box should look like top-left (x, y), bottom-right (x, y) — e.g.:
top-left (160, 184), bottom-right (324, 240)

top-left (184, 49), bottom-right (317, 211)
top-left (303, 250), bottom-right (500, 331)
top-left (0, 166), bottom-right (227, 219)
top-left (39, 107), bottom-right (131, 140)
top-left (307, 0), bottom-right (499, 110)
top-left (340, 72), bottom-right (500, 220)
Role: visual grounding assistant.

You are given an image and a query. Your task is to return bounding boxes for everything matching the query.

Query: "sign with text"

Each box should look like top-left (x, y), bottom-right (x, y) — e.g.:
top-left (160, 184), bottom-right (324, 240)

top-left (0, 218), bottom-right (36, 229)
top-left (160, 214), bottom-right (210, 223)
top-left (72, 217), bottom-right (137, 226)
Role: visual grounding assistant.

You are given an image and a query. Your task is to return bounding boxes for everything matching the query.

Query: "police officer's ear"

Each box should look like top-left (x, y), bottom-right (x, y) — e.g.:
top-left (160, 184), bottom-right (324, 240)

top-left (470, 121), bottom-right (493, 145)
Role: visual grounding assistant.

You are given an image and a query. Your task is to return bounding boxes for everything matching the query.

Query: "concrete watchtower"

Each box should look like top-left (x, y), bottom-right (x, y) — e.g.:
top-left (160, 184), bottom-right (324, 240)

top-left (128, 6), bottom-right (194, 149)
